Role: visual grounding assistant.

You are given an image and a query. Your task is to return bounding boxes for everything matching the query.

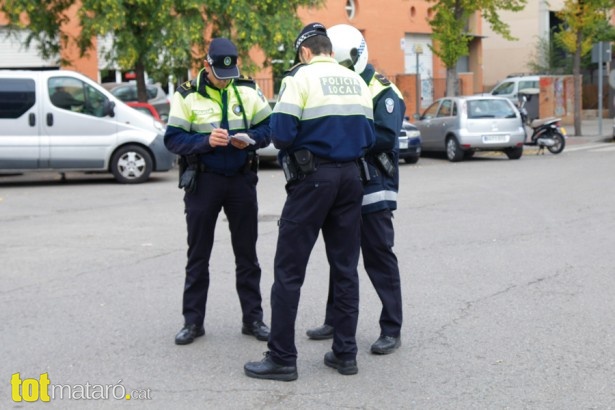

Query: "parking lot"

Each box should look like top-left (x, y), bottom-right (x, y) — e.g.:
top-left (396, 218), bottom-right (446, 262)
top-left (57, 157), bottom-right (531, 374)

top-left (1, 141), bottom-right (615, 409)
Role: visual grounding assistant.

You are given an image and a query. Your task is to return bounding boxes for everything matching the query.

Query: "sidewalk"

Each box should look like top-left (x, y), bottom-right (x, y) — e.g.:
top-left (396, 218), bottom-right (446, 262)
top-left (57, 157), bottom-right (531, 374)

top-left (565, 118), bottom-right (614, 144)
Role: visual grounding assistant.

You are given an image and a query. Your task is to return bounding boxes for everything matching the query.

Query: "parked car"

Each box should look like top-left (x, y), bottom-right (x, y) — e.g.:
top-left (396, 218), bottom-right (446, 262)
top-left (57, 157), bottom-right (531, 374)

top-left (256, 142), bottom-right (279, 163)
top-left (126, 101), bottom-right (164, 123)
top-left (488, 75), bottom-right (539, 103)
top-left (399, 120), bottom-right (421, 164)
top-left (101, 82), bottom-right (170, 122)
top-left (0, 70), bottom-right (175, 183)
top-left (413, 95), bottom-right (525, 162)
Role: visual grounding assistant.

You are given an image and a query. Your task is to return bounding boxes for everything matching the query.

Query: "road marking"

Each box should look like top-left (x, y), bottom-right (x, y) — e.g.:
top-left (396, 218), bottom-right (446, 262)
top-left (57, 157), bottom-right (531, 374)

top-left (589, 145), bottom-right (615, 152)
top-left (564, 143), bottom-right (613, 152)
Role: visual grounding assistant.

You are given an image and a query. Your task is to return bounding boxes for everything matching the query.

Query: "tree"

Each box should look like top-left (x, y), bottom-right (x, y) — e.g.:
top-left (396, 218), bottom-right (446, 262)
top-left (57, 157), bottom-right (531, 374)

top-left (554, 0), bottom-right (615, 136)
top-left (426, 0), bottom-right (526, 96)
top-left (527, 35), bottom-right (573, 75)
top-left (0, 0), bottom-right (323, 102)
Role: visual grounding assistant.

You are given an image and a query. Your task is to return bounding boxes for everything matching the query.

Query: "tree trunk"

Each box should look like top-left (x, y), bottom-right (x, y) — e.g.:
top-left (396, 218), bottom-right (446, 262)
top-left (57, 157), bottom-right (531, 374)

top-left (446, 66), bottom-right (459, 97)
top-left (573, 30), bottom-right (583, 136)
top-left (135, 60), bottom-right (148, 103)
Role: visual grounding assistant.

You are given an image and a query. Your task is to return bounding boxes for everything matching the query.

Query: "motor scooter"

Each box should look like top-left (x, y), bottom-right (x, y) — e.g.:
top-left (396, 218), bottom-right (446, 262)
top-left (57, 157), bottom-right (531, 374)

top-left (518, 88), bottom-right (566, 155)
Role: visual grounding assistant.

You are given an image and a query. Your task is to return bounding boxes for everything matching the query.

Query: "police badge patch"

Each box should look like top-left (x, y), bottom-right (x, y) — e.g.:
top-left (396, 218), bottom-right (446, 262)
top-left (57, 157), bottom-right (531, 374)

top-left (232, 104), bottom-right (242, 115)
top-left (385, 98), bottom-right (395, 113)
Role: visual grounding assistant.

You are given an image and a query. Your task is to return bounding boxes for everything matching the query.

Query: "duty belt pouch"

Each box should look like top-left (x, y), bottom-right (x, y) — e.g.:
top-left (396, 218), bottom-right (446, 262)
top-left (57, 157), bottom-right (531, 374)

top-left (178, 155), bottom-right (199, 193)
top-left (293, 149), bottom-right (316, 175)
top-left (376, 152), bottom-right (396, 177)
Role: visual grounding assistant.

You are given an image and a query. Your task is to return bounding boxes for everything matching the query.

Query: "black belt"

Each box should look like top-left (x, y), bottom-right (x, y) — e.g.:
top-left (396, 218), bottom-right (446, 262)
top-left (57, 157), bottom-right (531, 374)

top-left (316, 157), bottom-right (355, 165)
top-left (197, 164), bottom-right (241, 175)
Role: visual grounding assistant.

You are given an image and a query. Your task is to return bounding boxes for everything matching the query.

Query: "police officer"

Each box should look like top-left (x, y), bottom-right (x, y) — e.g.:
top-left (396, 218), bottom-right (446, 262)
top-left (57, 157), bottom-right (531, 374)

top-left (244, 23), bottom-right (375, 381)
top-left (306, 24), bottom-right (406, 355)
top-left (164, 37), bottom-right (272, 345)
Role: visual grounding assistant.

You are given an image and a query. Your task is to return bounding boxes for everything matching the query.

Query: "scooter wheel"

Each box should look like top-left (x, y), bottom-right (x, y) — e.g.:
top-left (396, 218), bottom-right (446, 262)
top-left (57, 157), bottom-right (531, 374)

top-left (547, 132), bottom-right (565, 154)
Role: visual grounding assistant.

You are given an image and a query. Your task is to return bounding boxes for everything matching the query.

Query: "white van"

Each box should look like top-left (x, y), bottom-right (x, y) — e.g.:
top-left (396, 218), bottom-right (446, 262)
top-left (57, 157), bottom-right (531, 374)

top-left (489, 75), bottom-right (539, 103)
top-left (0, 70), bottom-right (175, 183)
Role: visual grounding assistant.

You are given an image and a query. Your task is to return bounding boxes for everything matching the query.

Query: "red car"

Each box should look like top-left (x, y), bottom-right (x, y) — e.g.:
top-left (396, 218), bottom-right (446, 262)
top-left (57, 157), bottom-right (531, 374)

top-left (126, 101), bottom-right (165, 124)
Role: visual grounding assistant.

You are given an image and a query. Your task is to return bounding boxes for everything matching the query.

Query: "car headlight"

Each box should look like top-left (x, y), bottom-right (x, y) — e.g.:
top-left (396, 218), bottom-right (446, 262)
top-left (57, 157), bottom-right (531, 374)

top-left (153, 119), bottom-right (166, 132)
top-left (406, 130), bottom-right (421, 138)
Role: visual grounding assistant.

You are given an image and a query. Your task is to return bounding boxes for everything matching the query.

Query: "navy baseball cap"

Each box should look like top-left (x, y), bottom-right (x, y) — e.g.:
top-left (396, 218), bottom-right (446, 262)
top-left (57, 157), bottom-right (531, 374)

top-left (206, 38), bottom-right (240, 80)
top-left (293, 22), bottom-right (328, 64)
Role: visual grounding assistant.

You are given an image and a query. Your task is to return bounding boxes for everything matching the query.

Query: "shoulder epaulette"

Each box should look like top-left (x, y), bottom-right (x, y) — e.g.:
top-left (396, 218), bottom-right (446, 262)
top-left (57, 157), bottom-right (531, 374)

top-left (283, 63), bottom-right (306, 77)
top-left (374, 73), bottom-right (391, 86)
top-left (177, 80), bottom-right (197, 97)
top-left (234, 75), bottom-right (256, 89)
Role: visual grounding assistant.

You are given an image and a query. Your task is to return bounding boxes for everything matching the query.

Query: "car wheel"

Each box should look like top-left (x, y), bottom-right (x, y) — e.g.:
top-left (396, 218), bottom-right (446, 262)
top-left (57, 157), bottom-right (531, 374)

top-left (463, 150), bottom-right (475, 159)
top-left (404, 156), bottom-right (419, 164)
top-left (110, 145), bottom-right (153, 184)
top-left (504, 146), bottom-right (523, 160)
top-left (446, 136), bottom-right (464, 162)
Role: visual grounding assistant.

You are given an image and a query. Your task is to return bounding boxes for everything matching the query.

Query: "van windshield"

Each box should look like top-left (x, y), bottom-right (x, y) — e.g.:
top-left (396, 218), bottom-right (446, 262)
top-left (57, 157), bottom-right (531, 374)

top-left (491, 82), bottom-right (514, 95)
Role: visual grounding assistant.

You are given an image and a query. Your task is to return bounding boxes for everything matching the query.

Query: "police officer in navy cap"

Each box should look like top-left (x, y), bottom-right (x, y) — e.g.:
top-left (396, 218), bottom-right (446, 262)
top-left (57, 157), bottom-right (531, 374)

top-left (244, 23), bottom-right (375, 381)
top-left (164, 37), bottom-right (272, 346)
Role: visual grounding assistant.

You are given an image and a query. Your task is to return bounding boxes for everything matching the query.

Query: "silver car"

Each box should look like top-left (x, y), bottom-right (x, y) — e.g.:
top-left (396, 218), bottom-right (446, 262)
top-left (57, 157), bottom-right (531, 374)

top-left (102, 82), bottom-right (170, 122)
top-left (414, 95), bottom-right (525, 161)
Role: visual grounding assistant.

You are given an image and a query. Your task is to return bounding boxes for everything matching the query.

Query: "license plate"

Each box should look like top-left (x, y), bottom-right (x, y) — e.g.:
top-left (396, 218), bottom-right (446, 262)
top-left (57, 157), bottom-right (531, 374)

top-left (399, 140), bottom-right (408, 149)
top-left (560, 127), bottom-right (567, 136)
top-left (482, 135), bottom-right (510, 143)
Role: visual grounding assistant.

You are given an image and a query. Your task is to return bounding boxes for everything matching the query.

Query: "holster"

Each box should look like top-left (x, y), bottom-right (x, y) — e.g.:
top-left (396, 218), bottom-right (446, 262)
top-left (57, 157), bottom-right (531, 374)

top-left (281, 154), bottom-right (299, 182)
top-left (358, 157), bottom-right (371, 184)
top-left (243, 151), bottom-right (259, 174)
top-left (178, 154), bottom-right (199, 193)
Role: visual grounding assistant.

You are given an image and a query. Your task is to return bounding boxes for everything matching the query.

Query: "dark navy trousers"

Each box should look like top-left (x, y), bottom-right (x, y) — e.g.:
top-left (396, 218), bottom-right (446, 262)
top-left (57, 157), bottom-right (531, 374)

top-left (322, 209), bottom-right (403, 337)
top-left (182, 171), bottom-right (264, 327)
top-left (268, 162), bottom-right (363, 366)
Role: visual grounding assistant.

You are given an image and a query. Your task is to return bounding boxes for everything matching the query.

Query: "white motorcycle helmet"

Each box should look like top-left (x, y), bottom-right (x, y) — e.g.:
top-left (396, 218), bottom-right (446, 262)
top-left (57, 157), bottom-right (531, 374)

top-left (327, 24), bottom-right (369, 74)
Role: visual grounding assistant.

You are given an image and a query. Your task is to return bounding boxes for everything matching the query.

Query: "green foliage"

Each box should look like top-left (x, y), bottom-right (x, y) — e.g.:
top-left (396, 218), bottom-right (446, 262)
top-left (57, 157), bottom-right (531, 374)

top-left (1, 0), bottom-right (74, 64)
top-left (527, 35), bottom-right (574, 75)
top-left (1, 0), bottom-right (323, 88)
top-left (426, 0), bottom-right (526, 69)
top-left (554, 0), bottom-right (615, 56)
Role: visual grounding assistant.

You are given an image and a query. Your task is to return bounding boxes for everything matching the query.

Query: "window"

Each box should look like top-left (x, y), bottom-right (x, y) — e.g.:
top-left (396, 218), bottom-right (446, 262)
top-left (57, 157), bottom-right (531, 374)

top-left (422, 101), bottom-right (440, 119)
top-left (345, 0), bottom-right (356, 20)
top-left (48, 77), bottom-right (108, 117)
top-left (438, 100), bottom-right (454, 117)
top-left (112, 86), bottom-right (137, 102)
top-left (0, 78), bottom-right (35, 119)
top-left (467, 99), bottom-right (516, 119)
top-left (519, 80), bottom-right (537, 91)
top-left (49, 77), bottom-right (85, 111)
top-left (491, 81), bottom-right (514, 96)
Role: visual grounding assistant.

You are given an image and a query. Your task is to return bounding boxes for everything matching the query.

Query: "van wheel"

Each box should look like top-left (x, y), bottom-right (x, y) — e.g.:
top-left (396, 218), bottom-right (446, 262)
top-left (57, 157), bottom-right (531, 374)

top-left (110, 145), bottom-right (152, 184)
top-left (446, 136), bottom-right (464, 162)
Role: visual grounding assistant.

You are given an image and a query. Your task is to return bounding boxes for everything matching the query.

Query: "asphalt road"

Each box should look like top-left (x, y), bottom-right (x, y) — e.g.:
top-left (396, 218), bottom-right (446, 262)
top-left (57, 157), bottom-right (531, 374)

top-left (1, 140), bottom-right (614, 409)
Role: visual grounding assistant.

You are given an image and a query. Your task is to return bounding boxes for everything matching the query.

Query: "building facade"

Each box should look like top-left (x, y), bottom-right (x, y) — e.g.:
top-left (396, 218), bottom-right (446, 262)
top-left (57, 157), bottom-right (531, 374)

top-left (1, 0), bottom-right (487, 115)
top-left (481, 0), bottom-right (567, 89)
